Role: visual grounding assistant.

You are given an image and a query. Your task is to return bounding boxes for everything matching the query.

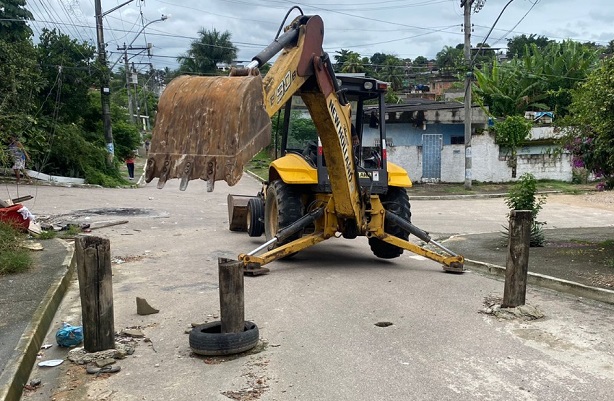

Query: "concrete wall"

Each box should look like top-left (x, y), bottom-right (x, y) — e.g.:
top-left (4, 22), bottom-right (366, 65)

top-left (387, 128), bottom-right (573, 183)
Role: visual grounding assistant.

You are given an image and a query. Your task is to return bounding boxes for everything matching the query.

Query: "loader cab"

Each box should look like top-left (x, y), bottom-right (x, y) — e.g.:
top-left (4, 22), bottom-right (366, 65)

top-left (280, 76), bottom-right (390, 194)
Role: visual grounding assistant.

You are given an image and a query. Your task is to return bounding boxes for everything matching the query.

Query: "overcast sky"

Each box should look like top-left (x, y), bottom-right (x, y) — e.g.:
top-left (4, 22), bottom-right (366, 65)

top-left (28, 0), bottom-right (614, 72)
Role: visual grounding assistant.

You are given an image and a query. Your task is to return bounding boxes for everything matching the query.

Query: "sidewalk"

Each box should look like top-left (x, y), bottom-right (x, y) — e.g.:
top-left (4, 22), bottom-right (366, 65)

top-left (0, 239), bottom-right (73, 401)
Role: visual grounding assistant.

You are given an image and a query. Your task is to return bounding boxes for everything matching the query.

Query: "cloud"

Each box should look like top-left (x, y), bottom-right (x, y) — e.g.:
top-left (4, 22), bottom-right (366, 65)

top-left (29, 0), bottom-right (614, 70)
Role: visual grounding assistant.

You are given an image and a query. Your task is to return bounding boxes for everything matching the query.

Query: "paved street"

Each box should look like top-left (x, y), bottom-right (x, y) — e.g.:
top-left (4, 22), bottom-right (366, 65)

top-left (13, 175), bottom-right (614, 400)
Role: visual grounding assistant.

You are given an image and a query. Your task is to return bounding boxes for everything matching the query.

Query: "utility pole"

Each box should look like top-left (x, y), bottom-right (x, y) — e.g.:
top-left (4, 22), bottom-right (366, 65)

top-left (95, 0), bottom-right (138, 163)
top-left (117, 43), bottom-right (150, 124)
top-left (95, 0), bottom-right (113, 162)
top-left (462, 0), bottom-right (473, 189)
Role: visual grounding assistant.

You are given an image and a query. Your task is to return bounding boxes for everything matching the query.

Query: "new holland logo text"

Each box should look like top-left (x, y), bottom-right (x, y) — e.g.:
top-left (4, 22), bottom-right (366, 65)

top-left (328, 100), bottom-right (353, 184)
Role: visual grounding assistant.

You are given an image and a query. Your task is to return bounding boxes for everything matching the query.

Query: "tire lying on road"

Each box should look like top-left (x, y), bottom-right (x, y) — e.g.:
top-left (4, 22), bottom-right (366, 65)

top-left (189, 321), bottom-right (259, 356)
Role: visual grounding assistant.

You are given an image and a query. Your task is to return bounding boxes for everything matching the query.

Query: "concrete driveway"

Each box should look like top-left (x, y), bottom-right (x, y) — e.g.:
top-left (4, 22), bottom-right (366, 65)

top-left (17, 175), bottom-right (614, 400)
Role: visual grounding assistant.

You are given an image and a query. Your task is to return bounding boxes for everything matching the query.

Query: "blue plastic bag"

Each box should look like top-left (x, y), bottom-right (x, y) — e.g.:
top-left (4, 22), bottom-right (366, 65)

top-left (55, 323), bottom-right (83, 347)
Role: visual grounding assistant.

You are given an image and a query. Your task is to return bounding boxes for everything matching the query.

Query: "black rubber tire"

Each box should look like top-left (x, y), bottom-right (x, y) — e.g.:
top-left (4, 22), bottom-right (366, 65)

top-left (264, 180), bottom-right (304, 249)
top-left (247, 197), bottom-right (264, 237)
top-left (369, 187), bottom-right (412, 259)
top-left (189, 321), bottom-right (259, 356)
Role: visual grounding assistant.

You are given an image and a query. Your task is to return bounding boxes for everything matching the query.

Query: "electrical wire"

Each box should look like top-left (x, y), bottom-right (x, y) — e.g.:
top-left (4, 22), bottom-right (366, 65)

top-left (491, 0), bottom-right (541, 47)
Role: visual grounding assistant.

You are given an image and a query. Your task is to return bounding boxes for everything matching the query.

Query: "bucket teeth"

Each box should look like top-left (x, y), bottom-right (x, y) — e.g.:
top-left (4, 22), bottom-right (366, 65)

top-left (179, 161), bottom-right (193, 191)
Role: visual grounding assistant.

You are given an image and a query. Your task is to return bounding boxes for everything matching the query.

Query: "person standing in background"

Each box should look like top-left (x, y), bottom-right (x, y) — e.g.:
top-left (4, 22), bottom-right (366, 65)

top-left (125, 153), bottom-right (135, 180)
top-left (8, 135), bottom-right (31, 184)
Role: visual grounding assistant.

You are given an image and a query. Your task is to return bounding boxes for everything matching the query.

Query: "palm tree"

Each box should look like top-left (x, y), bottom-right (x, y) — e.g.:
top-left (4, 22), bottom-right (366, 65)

top-left (177, 28), bottom-right (237, 75)
top-left (341, 53), bottom-right (364, 73)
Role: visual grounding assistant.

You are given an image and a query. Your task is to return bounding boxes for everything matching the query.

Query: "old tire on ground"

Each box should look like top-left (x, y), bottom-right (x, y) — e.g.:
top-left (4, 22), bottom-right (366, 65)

top-left (264, 180), bottom-right (304, 252)
top-left (247, 197), bottom-right (264, 237)
top-left (369, 187), bottom-right (412, 259)
top-left (189, 321), bottom-right (259, 356)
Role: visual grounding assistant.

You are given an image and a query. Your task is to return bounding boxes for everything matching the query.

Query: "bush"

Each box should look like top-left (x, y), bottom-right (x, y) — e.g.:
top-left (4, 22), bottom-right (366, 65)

top-left (0, 222), bottom-right (32, 275)
top-left (504, 173), bottom-right (547, 247)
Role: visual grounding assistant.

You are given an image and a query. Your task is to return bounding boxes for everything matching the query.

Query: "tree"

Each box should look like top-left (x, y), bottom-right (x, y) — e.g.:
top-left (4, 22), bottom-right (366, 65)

top-left (506, 34), bottom-right (552, 58)
top-left (334, 49), bottom-right (353, 72)
top-left (561, 57), bottom-right (614, 188)
top-left (413, 56), bottom-right (428, 67)
top-left (341, 52), bottom-right (364, 73)
top-left (370, 52), bottom-right (389, 73)
top-left (473, 43), bottom-right (496, 69)
top-left (0, 0), bottom-right (33, 41)
top-left (436, 45), bottom-right (463, 73)
top-left (494, 115), bottom-right (533, 178)
top-left (36, 28), bottom-right (97, 124)
top-left (375, 55), bottom-right (404, 91)
top-left (177, 28), bottom-right (237, 74)
top-left (474, 41), bottom-right (597, 118)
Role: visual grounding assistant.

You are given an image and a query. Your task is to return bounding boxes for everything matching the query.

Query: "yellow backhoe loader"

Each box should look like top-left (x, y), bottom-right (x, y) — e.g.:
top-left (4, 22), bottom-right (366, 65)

top-left (146, 8), bottom-right (464, 275)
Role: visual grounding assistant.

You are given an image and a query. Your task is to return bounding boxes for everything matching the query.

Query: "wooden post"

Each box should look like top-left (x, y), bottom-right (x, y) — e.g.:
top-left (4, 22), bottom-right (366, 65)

top-left (218, 258), bottom-right (244, 333)
top-left (502, 210), bottom-right (532, 308)
top-left (75, 235), bottom-right (115, 352)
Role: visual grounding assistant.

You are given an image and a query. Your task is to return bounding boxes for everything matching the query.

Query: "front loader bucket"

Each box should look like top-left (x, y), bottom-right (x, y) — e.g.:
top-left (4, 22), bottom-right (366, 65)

top-left (146, 73), bottom-right (271, 191)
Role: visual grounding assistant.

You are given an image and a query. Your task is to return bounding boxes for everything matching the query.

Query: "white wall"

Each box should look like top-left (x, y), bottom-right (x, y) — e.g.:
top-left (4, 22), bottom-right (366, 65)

top-left (387, 129), bottom-right (573, 183)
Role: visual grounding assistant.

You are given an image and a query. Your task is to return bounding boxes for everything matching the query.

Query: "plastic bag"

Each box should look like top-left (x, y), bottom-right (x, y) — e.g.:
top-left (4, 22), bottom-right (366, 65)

top-left (55, 323), bottom-right (83, 347)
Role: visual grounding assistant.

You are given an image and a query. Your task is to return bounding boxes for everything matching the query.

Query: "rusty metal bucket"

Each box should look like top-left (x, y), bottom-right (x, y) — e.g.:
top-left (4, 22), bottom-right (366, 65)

top-left (145, 73), bottom-right (271, 191)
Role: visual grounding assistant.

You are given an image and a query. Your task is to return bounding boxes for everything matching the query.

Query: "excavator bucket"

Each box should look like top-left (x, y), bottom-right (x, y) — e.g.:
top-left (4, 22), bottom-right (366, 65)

top-left (145, 73), bottom-right (271, 191)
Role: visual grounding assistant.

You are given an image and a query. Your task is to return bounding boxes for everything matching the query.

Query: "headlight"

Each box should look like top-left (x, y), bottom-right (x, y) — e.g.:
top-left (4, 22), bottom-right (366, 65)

top-left (364, 81), bottom-right (374, 90)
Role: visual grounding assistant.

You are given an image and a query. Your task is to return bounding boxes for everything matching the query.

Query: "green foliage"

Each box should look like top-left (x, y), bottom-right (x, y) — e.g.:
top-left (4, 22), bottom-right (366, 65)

top-left (374, 55), bottom-right (404, 91)
top-left (494, 115), bottom-right (532, 151)
top-left (506, 34), bottom-right (553, 59)
top-left (0, 0), bottom-right (33, 41)
top-left (0, 222), bottom-right (32, 275)
top-left (178, 28), bottom-right (237, 74)
top-left (341, 52), bottom-right (364, 74)
top-left (505, 173), bottom-right (545, 217)
top-left (560, 56), bottom-right (614, 188)
top-left (504, 173), bottom-right (547, 247)
top-left (436, 45), bottom-right (464, 74)
top-left (334, 49), bottom-right (354, 71)
top-left (413, 56), bottom-right (428, 66)
top-left (474, 40), bottom-right (598, 118)
top-left (36, 28), bottom-right (97, 124)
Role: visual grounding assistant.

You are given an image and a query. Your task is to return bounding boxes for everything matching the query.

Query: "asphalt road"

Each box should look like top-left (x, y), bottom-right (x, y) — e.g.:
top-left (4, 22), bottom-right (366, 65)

top-left (14, 175), bottom-right (614, 400)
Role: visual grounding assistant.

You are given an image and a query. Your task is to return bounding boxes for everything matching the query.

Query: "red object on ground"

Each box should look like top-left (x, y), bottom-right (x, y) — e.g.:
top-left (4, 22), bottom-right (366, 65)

top-left (0, 204), bottom-right (30, 232)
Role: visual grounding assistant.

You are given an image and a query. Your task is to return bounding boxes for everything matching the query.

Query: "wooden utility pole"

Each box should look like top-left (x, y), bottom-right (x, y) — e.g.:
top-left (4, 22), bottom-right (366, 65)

top-left (94, 0), bottom-right (114, 162)
top-left (462, 0), bottom-right (473, 189)
top-left (502, 210), bottom-right (532, 307)
top-left (75, 236), bottom-right (115, 352)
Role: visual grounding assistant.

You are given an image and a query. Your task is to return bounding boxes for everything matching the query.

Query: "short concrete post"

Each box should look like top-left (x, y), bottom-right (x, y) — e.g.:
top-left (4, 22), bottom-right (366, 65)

top-left (75, 235), bottom-right (115, 352)
top-left (502, 210), bottom-right (532, 308)
top-left (218, 258), bottom-right (244, 333)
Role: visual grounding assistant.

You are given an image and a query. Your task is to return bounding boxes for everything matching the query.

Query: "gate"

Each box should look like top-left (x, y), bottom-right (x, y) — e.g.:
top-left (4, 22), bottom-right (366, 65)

top-left (422, 134), bottom-right (442, 182)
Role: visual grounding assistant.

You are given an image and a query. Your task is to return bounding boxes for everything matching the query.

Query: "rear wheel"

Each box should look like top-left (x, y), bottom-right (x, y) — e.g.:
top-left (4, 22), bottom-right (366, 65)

top-left (369, 187), bottom-right (412, 259)
top-left (264, 180), bottom-right (304, 250)
top-left (246, 197), bottom-right (264, 237)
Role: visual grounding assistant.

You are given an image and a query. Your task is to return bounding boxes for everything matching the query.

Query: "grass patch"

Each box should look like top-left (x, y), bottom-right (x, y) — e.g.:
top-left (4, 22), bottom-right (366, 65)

top-left (246, 150), bottom-right (272, 181)
top-left (37, 230), bottom-right (57, 240)
top-left (0, 222), bottom-right (33, 275)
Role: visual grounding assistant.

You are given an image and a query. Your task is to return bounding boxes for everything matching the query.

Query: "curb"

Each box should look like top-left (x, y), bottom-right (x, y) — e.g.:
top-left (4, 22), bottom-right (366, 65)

top-left (0, 239), bottom-right (75, 401)
top-left (410, 190), bottom-right (562, 201)
top-left (465, 258), bottom-right (614, 305)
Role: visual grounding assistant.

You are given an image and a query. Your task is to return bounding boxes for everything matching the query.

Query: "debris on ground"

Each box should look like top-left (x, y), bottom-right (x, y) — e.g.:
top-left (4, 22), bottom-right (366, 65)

top-left (480, 295), bottom-right (545, 321)
top-left (121, 328), bottom-right (145, 338)
top-left (136, 297), bottom-right (159, 315)
top-left (67, 342), bottom-right (135, 365)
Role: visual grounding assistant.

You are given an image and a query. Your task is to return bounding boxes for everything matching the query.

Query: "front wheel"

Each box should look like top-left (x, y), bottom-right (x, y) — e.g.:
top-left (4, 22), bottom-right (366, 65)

top-left (264, 180), bottom-right (304, 251)
top-left (369, 187), bottom-right (412, 259)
